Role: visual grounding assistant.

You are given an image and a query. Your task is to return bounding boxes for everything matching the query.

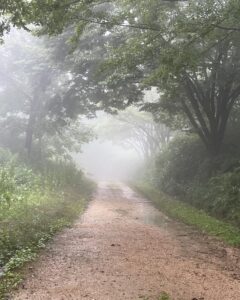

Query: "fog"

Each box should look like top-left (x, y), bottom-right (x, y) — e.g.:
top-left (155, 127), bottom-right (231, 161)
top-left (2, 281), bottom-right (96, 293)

top-left (72, 103), bottom-right (165, 181)
top-left (2, 3), bottom-right (240, 298)
top-left (72, 112), bottom-right (144, 181)
top-left (0, 28), bottom-right (163, 184)
top-left (74, 139), bottom-right (142, 181)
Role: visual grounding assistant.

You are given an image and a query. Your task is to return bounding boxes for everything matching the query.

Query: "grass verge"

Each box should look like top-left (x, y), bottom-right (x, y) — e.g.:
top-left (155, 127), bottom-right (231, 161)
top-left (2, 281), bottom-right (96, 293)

top-left (139, 292), bottom-right (171, 300)
top-left (132, 182), bottom-right (240, 247)
top-left (0, 183), bottom-right (95, 299)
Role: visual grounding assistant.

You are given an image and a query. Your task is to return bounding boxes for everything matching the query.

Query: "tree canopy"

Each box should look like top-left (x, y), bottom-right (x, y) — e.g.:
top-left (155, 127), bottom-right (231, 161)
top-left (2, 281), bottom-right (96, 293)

top-left (96, 107), bottom-right (171, 159)
top-left (0, 30), bottom-right (93, 160)
top-left (1, 0), bottom-right (240, 157)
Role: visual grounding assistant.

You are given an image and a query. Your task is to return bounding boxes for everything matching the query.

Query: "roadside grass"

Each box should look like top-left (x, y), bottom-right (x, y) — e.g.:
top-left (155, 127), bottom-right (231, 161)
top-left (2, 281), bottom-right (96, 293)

top-left (158, 292), bottom-right (171, 300)
top-left (139, 292), bottom-right (171, 300)
top-left (0, 190), bottom-right (90, 299)
top-left (0, 182), bottom-right (95, 299)
top-left (132, 182), bottom-right (240, 247)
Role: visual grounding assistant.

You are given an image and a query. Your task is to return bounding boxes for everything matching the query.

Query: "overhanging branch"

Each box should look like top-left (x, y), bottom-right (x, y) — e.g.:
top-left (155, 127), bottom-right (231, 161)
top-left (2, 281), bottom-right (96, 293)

top-left (213, 24), bottom-right (240, 31)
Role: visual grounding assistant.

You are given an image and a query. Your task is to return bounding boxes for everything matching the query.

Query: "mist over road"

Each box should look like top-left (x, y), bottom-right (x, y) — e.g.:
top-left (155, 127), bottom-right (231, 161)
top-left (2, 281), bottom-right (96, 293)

top-left (14, 183), bottom-right (240, 300)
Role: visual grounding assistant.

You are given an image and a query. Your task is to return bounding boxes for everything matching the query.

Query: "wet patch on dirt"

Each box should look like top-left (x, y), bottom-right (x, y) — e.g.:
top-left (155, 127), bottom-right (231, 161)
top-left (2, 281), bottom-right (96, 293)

top-left (12, 182), bottom-right (240, 300)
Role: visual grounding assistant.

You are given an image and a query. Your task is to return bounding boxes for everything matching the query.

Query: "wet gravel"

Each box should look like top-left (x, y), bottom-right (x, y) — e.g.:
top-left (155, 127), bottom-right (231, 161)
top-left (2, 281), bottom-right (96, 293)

top-left (13, 182), bottom-right (240, 300)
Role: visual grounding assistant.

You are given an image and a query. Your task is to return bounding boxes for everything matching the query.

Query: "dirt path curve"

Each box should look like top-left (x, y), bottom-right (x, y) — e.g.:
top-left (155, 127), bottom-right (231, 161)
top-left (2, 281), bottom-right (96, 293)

top-left (13, 182), bottom-right (240, 300)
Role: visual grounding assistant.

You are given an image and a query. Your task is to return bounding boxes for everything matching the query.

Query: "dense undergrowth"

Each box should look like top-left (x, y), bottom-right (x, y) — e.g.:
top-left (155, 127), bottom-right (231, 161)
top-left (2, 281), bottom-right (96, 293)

top-left (0, 148), bottom-right (95, 299)
top-left (144, 133), bottom-right (240, 230)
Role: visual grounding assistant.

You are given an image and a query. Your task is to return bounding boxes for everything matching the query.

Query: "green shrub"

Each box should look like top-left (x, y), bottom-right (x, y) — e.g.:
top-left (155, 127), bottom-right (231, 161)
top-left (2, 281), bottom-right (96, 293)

top-left (150, 133), bottom-right (240, 227)
top-left (0, 147), bottom-right (95, 298)
top-left (154, 134), bottom-right (207, 195)
top-left (200, 171), bottom-right (240, 225)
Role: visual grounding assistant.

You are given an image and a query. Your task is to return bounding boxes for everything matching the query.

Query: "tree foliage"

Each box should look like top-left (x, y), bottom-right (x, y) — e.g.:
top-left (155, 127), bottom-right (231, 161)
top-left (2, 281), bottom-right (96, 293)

top-left (96, 107), bottom-right (171, 159)
top-left (0, 30), bottom-right (93, 160)
top-left (98, 0), bottom-right (240, 156)
top-left (2, 0), bottom-right (240, 158)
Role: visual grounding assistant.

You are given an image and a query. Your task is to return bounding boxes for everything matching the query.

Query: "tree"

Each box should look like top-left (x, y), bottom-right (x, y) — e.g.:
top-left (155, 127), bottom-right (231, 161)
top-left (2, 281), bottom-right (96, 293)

top-left (0, 30), bottom-right (93, 160)
top-left (0, 0), bottom-right (111, 39)
top-left (99, 0), bottom-right (240, 156)
top-left (3, 0), bottom-right (240, 158)
top-left (96, 107), bottom-right (171, 160)
top-left (0, 1), bottom-right (30, 40)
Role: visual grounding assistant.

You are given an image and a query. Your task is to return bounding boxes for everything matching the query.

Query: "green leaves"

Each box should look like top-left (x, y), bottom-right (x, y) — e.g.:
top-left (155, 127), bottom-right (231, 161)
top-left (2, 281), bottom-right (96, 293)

top-left (0, 146), bottom-right (95, 298)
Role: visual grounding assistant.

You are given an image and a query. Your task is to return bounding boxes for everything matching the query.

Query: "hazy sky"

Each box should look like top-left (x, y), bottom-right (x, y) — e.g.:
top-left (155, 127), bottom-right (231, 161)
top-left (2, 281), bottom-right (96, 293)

top-left (73, 91), bottom-right (159, 181)
top-left (74, 139), bottom-right (142, 181)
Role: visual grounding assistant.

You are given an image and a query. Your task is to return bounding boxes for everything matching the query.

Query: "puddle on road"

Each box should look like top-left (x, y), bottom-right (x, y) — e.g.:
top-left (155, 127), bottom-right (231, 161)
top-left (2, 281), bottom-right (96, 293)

top-left (134, 203), bottom-right (170, 228)
top-left (111, 183), bottom-right (170, 229)
top-left (115, 208), bottom-right (129, 216)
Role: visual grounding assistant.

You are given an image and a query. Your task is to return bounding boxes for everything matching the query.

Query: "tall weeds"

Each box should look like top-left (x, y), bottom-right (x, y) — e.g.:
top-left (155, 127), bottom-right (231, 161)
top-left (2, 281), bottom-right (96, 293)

top-left (0, 148), bottom-right (95, 298)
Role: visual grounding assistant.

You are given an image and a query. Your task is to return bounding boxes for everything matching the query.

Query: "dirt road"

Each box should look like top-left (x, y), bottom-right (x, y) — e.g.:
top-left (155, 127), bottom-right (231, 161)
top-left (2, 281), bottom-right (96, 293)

top-left (13, 183), bottom-right (240, 300)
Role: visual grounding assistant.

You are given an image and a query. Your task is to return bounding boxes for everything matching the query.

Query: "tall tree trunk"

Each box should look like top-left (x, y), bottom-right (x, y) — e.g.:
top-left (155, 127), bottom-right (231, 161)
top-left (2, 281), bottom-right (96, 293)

top-left (25, 94), bottom-right (39, 158)
top-left (25, 113), bottom-right (35, 157)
